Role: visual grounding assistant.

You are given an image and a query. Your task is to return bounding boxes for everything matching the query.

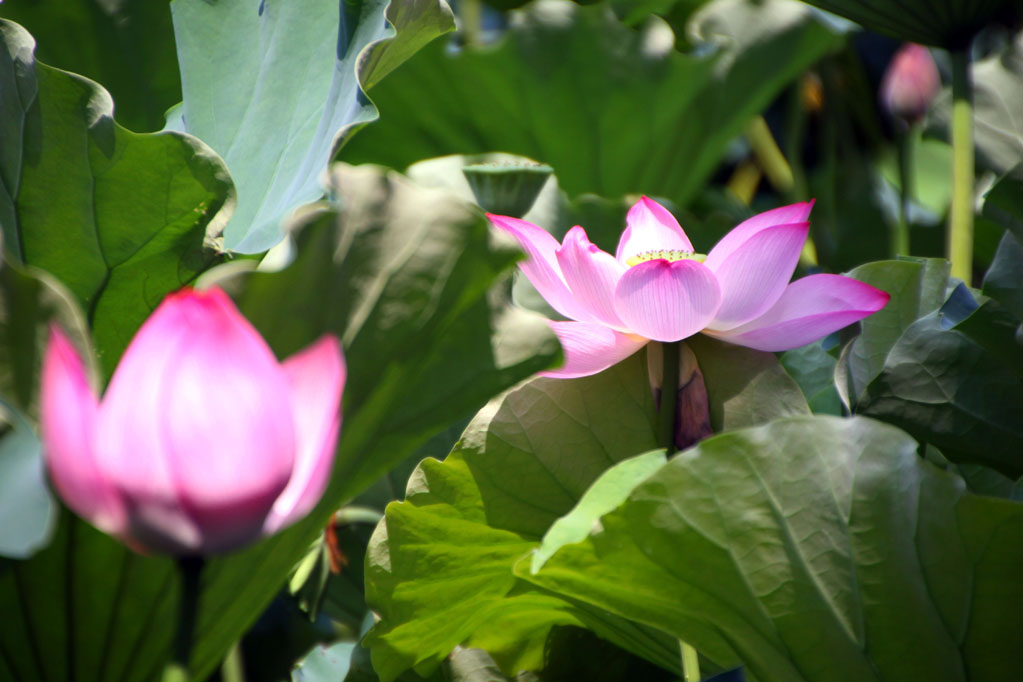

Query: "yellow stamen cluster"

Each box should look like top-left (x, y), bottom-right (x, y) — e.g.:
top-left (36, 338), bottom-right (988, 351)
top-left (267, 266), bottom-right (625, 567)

top-left (626, 250), bottom-right (707, 267)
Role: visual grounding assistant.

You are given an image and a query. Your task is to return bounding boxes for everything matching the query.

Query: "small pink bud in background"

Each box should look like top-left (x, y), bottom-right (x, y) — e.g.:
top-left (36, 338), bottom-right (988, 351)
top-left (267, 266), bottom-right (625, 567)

top-left (40, 287), bottom-right (345, 556)
top-left (880, 43), bottom-right (941, 123)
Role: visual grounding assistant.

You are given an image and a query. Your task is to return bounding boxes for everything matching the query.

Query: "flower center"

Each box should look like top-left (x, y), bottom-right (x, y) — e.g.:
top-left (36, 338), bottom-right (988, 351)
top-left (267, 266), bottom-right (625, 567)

top-left (626, 249), bottom-right (707, 267)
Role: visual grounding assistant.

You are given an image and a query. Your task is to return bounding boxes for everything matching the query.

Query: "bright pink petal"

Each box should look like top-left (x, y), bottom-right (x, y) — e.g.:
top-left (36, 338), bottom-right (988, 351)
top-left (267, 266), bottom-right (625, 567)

top-left (708, 274), bottom-right (890, 351)
top-left (705, 222), bottom-right (809, 330)
top-left (488, 214), bottom-right (589, 321)
top-left (264, 335), bottom-right (346, 535)
top-left (613, 260), bottom-right (722, 342)
top-left (542, 321), bottom-right (649, 379)
top-left (40, 326), bottom-right (126, 538)
top-left (95, 293), bottom-right (200, 553)
top-left (556, 226), bottom-right (627, 328)
top-left (159, 289), bottom-right (296, 553)
top-left (705, 201), bottom-right (815, 268)
top-left (96, 288), bottom-right (294, 554)
top-left (615, 197), bottom-right (694, 264)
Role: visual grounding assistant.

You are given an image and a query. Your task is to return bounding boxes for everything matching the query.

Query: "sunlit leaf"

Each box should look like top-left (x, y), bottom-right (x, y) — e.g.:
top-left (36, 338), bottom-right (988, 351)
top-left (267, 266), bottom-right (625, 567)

top-left (0, 19), bottom-right (233, 379)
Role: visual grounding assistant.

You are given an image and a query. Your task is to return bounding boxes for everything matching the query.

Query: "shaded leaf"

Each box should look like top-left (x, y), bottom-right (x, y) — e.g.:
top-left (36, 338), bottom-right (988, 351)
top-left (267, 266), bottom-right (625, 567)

top-left (780, 340), bottom-right (842, 415)
top-left (0, 0), bottom-right (180, 131)
top-left (839, 258), bottom-right (951, 407)
top-left (858, 306), bottom-right (1023, 478)
top-left (170, 0), bottom-right (454, 253)
top-left (798, 0), bottom-right (1014, 47)
top-left (687, 334), bottom-right (810, 430)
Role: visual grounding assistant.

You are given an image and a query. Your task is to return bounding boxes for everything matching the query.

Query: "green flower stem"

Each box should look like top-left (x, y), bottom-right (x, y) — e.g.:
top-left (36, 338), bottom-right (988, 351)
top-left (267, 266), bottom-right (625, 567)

top-left (948, 47), bottom-right (974, 283)
top-left (161, 556), bottom-right (205, 682)
top-left (658, 342), bottom-right (700, 681)
top-left (893, 127), bottom-right (914, 257)
top-left (221, 641), bottom-right (246, 682)
top-left (746, 116), bottom-right (794, 195)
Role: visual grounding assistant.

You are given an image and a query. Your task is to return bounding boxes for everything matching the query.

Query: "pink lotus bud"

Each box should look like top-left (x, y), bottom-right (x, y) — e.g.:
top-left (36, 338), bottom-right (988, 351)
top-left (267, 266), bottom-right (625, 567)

top-left (880, 43), bottom-right (941, 123)
top-left (40, 287), bottom-right (345, 555)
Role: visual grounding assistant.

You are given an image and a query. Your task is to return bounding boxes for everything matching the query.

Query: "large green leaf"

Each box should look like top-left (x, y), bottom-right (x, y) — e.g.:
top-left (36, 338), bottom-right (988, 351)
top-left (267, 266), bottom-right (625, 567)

top-left (797, 0), bottom-right (1014, 48)
top-left (365, 336), bottom-right (808, 680)
top-left (857, 305), bottom-right (1023, 478)
top-left (342, 0), bottom-right (841, 208)
top-left (0, 164), bottom-right (560, 680)
top-left (521, 415), bottom-right (1023, 682)
top-left (365, 352), bottom-right (678, 681)
top-left (0, 0), bottom-right (180, 132)
top-left (169, 0), bottom-right (454, 253)
top-left (835, 253), bottom-right (1023, 477)
top-left (0, 19), bottom-right (233, 379)
top-left (837, 258), bottom-right (951, 408)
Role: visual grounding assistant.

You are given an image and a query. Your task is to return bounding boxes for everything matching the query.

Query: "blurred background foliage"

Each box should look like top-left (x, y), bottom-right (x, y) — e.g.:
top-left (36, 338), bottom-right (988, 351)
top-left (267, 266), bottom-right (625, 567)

top-left (0, 0), bottom-right (1021, 680)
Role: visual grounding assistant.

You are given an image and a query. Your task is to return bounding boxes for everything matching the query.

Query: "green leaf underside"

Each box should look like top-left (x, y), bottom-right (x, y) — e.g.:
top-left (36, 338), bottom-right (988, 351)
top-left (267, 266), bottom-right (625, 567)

top-left (798, 0), bottom-right (1011, 47)
top-left (169, 0), bottom-right (454, 253)
top-left (342, 0), bottom-right (840, 209)
top-left (520, 415), bottom-right (1023, 682)
top-left (365, 337), bottom-right (809, 680)
top-left (0, 19), bottom-right (233, 379)
top-left (0, 258), bottom-right (90, 562)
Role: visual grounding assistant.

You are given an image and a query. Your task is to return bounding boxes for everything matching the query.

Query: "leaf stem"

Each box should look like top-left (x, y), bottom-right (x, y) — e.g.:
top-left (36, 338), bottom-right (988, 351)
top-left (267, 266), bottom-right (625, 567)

top-left (948, 47), bottom-right (974, 283)
top-left (459, 0), bottom-right (482, 48)
top-left (894, 128), bottom-right (913, 257)
top-left (161, 556), bottom-right (204, 682)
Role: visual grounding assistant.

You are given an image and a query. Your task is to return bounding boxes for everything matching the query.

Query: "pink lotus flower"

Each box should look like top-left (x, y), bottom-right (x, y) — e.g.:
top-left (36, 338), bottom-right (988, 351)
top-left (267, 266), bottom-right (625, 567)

top-left (489, 198), bottom-right (889, 378)
top-left (880, 43), bottom-right (940, 123)
top-left (40, 287), bottom-right (345, 555)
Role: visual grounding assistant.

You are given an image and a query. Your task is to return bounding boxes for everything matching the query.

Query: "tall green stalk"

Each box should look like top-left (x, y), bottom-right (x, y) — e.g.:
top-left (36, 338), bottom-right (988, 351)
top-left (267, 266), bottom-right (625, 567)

top-left (657, 341), bottom-right (700, 681)
top-left (161, 557), bottom-right (205, 682)
top-left (893, 129), bottom-right (913, 257)
top-left (948, 48), bottom-right (974, 282)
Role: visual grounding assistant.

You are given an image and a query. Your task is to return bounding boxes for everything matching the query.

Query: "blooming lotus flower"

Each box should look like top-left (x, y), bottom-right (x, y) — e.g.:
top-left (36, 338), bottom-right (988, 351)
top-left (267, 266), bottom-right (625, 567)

top-left (40, 287), bottom-right (345, 555)
top-left (880, 43), bottom-right (940, 123)
top-left (489, 198), bottom-right (889, 378)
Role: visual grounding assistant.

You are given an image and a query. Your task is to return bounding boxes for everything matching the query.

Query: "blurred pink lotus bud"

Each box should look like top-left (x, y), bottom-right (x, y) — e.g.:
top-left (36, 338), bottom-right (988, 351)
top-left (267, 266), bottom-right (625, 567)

top-left (880, 43), bottom-right (941, 123)
top-left (40, 287), bottom-right (345, 555)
